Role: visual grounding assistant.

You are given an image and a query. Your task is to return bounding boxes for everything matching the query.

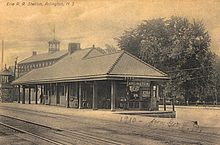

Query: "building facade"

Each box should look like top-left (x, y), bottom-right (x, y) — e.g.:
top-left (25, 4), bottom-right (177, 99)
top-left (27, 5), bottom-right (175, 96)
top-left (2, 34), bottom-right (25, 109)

top-left (17, 39), bottom-right (81, 77)
top-left (0, 66), bottom-right (15, 102)
top-left (13, 46), bottom-right (169, 111)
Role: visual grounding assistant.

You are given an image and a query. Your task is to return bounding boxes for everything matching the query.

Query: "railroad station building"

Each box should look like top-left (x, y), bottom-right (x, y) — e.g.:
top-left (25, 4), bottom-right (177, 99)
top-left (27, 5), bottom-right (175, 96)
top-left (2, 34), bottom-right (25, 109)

top-left (13, 40), bottom-right (169, 111)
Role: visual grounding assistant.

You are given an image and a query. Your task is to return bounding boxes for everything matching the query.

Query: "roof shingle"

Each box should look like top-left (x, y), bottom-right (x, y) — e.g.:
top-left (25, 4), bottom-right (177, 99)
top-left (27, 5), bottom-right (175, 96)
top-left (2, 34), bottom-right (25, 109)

top-left (18, 50), bottom-right (68, 64)
top-left (13, 49), bottom-right (169, 85)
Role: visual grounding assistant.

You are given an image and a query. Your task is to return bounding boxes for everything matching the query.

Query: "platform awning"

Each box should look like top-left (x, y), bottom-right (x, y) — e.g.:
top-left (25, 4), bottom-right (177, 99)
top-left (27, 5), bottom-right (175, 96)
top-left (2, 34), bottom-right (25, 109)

top-left (13, 49), bottom-right (169, 85)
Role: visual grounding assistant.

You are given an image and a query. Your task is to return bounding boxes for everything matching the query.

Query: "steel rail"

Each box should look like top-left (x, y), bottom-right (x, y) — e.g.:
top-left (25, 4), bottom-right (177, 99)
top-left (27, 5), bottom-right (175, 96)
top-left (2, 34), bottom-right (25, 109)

top-left (0, 121), bottom-right (66, 145)
top-left (0, 114), bottom-right (123, 145)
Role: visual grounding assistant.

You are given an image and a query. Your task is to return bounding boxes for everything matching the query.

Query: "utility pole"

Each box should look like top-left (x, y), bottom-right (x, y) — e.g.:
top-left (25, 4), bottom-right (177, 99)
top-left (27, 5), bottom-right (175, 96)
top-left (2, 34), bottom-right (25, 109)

top-left (14, 57), bottom-right (18, 80)
top-left (215, 88), bottom-right (218, 105)
top-left (53, 24), bottom-right (56, 40)
top-left (1, 40), bottom-right (4, 70)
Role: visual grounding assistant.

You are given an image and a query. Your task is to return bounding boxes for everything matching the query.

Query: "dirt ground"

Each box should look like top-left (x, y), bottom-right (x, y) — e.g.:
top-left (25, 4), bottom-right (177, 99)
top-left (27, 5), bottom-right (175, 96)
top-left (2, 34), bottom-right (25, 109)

top-left (162, 105), bottom-right (220, 128)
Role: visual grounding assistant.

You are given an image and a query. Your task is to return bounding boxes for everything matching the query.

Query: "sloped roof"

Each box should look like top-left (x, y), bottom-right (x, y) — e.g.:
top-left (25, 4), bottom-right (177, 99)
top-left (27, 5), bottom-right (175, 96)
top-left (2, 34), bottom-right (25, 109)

top-left (83, 48), bottom-right (106, 59)
top-left (18, 50), bottom-right (68, 64)
top-left (0, 67), bottom-right (14, 76)
top-left (13, 49), bottom-right (169, 85)
top-left (109, 52), bottom-right (167, 77)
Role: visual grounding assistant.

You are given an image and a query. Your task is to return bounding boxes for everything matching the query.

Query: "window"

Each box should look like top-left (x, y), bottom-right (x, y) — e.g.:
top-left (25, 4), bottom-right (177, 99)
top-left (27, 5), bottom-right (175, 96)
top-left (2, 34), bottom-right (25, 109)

top-left (27, 65), bottom-right (29, 71)
top-left (18, 66), bottom-right (21, 72)
top-left (1, 76), bottom-right (9, 83)
top-left (20, 66), bottom-right (24, 72)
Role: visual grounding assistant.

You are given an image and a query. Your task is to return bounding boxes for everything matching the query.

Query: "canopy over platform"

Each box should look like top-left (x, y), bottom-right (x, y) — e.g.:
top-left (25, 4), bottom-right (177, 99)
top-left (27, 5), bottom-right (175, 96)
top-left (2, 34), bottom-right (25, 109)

top-left (13, 49), bottom-right (169, 85)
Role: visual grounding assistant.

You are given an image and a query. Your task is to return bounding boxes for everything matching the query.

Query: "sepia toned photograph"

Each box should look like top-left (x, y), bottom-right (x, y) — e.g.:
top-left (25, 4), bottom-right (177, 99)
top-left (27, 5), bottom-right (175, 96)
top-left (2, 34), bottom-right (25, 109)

top-left (0, 0), bottom-right (220, 144)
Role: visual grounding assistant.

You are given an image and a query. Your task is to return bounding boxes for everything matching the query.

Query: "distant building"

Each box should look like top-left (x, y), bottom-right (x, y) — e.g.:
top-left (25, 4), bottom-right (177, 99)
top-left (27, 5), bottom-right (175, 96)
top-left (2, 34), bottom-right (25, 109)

top-left (17, 39), bottom-right (80, 77)
top-left (0, 66), bottom-right (14, 102)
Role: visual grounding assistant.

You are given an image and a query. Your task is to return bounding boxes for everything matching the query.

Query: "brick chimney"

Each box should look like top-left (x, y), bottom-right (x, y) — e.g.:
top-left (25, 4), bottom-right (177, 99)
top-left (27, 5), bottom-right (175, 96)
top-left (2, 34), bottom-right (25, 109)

top-left (32, 51), bottom-right (37, 56)
top-left (68, 43), bottom-right (80, 54)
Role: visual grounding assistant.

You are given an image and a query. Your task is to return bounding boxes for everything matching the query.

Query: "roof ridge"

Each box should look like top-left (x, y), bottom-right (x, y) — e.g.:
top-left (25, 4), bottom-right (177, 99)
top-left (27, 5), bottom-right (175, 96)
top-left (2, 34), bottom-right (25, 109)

top-left (18, 52), bottom-right (47, 64)
top-left (18, 50), bottom-right (68, 64)
top-left (81, 48), bottom-right (95, 59)
top-left (123, 51), bottom-right (168, 76)
top-left (107, 50), bottom-right (125, 74)
top-left (82, 50), bottom-right (123, 60)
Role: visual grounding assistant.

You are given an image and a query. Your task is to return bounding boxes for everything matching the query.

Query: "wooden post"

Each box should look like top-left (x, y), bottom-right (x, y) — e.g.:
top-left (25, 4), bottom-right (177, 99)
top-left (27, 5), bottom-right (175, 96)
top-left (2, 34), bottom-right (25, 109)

top-left (156, 85), bottom-right (159, 110)
top-left (111, 81), bottom-right (116, 111)
top-left (48, 84), bottom-right (51, 105)
top-left (18, 85), bottom-right (20, 103)
top-left (75, 83), bottom-right (78, 108)
top-left (163, 95), bottom-right (166, 111)
top-left (22, 86), bottom-right (25, 104)
top-left (56, 83), bottom-right (59, 105)
top-left (40, 85), bottom-right (43, 104)
top-left (78, 82), bottom-right (82, 109)
top-left (149, 82), bottom-right (153, 110)
top-left (35, 85), bottom-right (38, 104)
top-left (93, 81), bottom-right (98, 110)
top-left (66, 83), bottom-right (70, 108)
top-left (172, 97), bottom-right (175, 111)
top-left (156, 85), bottom-right (159, 98)
top-left (28, 87), bottom-right (31, 104)
top-left (54, 83), bottom-right (57, 105)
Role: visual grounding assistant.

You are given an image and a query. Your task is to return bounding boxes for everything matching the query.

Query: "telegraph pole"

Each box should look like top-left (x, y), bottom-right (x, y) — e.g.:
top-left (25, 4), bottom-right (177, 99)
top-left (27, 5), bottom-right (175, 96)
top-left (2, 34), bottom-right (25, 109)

top-left (53, 24), bottom-right (56, 40)
top-left (1, 40), bottom-right (4, 70)
top-left (14, 57), bottom-right (18, 79)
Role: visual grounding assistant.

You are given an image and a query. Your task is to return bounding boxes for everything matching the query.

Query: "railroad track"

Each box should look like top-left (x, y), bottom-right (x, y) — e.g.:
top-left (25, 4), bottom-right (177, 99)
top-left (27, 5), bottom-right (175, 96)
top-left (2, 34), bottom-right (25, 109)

top-left (0, 114), bottom-right (123, 145)
top-left (0, 121), bottom-right (64, 145)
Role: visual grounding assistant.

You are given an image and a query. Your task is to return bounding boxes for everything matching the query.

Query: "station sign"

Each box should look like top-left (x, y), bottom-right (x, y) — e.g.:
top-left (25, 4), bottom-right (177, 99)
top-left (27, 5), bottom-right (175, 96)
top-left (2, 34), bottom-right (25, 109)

top-left (128, 81), bottom-right (150, 94)
top-left (128, 81), bottom-right (150, 87)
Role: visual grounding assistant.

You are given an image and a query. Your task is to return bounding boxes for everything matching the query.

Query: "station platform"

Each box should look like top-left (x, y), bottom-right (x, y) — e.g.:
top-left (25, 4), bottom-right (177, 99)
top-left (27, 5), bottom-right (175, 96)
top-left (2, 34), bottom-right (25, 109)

top-left (1, 102), bottom-right (220, 130)
top-left (113, 110), bottom-right (176, 118)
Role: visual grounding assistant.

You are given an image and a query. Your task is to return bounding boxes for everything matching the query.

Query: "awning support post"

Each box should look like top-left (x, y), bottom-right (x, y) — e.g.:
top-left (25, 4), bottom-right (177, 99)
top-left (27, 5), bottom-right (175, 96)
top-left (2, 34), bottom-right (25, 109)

top-left (78, 82), bottom-right (82, 109)
top-left (111, 81), bottom-right (116, 111)
top-left (66, 83), bottom-right (70, 108)
top-left (22, 86), bottom-right (25, 104)
top-left (93, 81), bottom-right (98, 110)
top-left (35, 85), bottom-right (38, 104)
top-left (28, 87), bottom-right (31, 104)
top-left (18, 85), bottom-right (20, 103)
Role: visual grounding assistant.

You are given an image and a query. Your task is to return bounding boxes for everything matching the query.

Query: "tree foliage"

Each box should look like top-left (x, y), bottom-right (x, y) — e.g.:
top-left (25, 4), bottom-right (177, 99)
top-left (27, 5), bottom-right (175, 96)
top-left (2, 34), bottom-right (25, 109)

top-left (116, 16), bottom-right (216, 103)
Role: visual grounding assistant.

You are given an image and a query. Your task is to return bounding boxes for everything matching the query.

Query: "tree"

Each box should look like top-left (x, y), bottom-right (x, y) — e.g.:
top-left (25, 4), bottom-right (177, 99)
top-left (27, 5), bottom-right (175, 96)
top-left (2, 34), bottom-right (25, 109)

top-left (104, 44), bottom-right (119, 54)
top-left (116, 16), bottom-right (216, 104)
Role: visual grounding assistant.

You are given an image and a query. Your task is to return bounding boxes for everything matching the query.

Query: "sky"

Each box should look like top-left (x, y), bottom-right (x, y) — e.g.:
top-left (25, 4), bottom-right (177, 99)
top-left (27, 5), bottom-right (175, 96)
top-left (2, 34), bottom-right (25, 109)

top-left (0, 0), bottom-right (220, 67)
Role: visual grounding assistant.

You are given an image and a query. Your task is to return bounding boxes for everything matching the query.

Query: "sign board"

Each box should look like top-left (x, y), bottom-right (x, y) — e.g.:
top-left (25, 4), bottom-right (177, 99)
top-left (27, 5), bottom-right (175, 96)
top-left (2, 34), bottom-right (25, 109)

top-left (128, 81), bottom-right (150, 87)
